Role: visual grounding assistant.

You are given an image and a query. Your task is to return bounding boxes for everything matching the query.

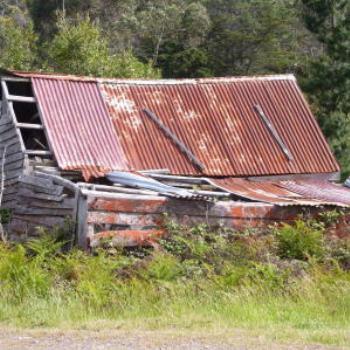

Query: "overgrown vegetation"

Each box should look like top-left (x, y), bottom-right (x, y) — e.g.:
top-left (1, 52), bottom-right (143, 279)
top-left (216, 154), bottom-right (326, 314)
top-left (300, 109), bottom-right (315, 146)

top-left (0, 216), bottom-right (349, 346)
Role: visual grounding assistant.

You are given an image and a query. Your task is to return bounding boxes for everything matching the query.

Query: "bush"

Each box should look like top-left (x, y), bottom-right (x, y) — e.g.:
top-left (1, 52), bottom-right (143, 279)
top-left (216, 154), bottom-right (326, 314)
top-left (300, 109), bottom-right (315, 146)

top-left (274, 219), bottom-right (326, 261)
top-left (0, 218), bottom-right (349, 337)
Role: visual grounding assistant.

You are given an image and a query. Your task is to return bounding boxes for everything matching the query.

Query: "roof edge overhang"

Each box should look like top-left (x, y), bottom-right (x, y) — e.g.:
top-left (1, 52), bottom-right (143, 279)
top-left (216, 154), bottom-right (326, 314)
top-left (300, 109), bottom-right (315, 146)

top-left (1, 68), bottom-right (296, 85)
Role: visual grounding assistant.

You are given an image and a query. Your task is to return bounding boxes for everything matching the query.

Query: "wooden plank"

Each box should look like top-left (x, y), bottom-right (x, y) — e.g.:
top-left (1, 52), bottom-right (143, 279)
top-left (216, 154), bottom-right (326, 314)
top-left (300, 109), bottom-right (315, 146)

top-left (76, 195), bottom-right (88, 249)
top-left (0, 168), bottom-right (23, 181)
top-left (88, 211), bottom-right (162, 227)
top-left (0, 143), bottom-right (22, 155)
top-left (20, 183), bottom-right (63, 196)
top-left (7, 95), bottom-right (36, 103)
top-left (0, 128), bottom-right (18, 142)
top-left (14, 207), bottom-right (74, 216)
top-left (0, 117), bottom-right (12, 126)
top-left (19, 174), bottom-right (53, 188)
top-left (2, 193), bottom-right (18, 203)
top-left (254, 104), bottom-right (293, 161)
top-left (7, 102), bottom-right (26, 152)
top-left (35, 172), bottom-right (78, 193)
top-left (20, 198), bottom-right (76, 210)
top-left (0, 138), bottom-right (22, 149)
top-left (24, 150), bottom-right (51, 156)
top-left (18, 188), bottom-right (65, 202)
top-left (3, 178), bottom-right (19, 187)
top-left (0, 122), bottom-right (15, 134)
top-left (2, 77), bottom-right (30, 83)
top-left (143, 109), bottom-right (205, 172)
top-left (16, 123), bottom-right (43, 130)
top-left (1, 80), bottom-right (10, 99)
top-left (11, 214), bottom-right (66, 227)
top-left (4, 161), bottom-right (24, 172)
top-left (2, 152), bottom-right (24, 165)
top-left (4, 185), bottom-right (18, 195)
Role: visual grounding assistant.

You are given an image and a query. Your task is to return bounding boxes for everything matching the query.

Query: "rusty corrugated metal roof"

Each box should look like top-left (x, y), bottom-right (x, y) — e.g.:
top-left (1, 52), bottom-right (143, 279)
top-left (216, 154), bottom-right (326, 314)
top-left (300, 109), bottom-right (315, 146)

top-left (32, 78), bottom-right (128, 179)
top-left (210, 178), bottom-right (350, 207)
top-left (280, 180), bottom-right (350, 206)
top-left (98, 76), bottom-right (339, 176)
top-left (27, 73), bottom-right (339, 179)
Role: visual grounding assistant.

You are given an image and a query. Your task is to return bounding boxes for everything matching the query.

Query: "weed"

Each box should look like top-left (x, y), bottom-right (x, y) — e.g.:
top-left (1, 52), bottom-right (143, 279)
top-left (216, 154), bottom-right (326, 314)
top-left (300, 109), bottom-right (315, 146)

top-left (274, 219), bottom-right (326, 261)
top-left (0, 218), bottom-right (348, 347)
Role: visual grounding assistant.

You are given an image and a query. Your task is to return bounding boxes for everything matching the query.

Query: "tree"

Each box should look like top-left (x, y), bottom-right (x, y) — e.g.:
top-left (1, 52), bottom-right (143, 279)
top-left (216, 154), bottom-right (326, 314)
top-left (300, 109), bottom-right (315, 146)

top-left (0, 5), bottom-right (37, 70)
top-left (46, 16), bottom-right (159, 78)
top-left (206, 0), bottom-right (309, 76)
top-left (301, 0), bottom-right (350, 177)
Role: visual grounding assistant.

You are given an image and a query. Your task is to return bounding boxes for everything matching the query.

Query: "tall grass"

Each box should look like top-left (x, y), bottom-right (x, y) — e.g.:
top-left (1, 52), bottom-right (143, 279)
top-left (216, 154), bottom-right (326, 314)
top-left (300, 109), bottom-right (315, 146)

top-left (0, 217), bottom-right (349, 346)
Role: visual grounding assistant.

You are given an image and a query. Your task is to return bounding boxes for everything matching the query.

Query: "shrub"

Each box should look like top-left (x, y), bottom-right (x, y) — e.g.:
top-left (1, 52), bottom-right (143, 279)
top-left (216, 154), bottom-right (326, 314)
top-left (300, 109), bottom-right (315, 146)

top-left (146, 253), bottom-right (184, 281)
top-left (275, 219), bottom-right (326, 261)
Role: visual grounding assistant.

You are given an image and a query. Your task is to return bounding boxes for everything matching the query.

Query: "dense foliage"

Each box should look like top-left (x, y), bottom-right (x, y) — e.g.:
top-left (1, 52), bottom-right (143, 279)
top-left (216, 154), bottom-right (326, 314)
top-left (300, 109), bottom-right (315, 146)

top-left (0, 1), bottom-right (349, 173)
top-left (0, 218), bottom-right (349, 345)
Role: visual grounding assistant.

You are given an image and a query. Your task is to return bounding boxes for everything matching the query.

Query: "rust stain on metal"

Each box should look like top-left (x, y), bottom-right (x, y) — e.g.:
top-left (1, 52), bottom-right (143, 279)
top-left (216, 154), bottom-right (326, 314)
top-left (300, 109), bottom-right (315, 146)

top-left (280, 180), bottom-right (350, 206)
top-left (23, 73), bottom-right (338, 179)
top-left (31, 78), bottom-right (129, 180)
top-left (99, 76), bottom-right (339, 177)
top-left (89, 197), bottom-right (166, 213)
top-left (210, 178), bottom-right (350, 207)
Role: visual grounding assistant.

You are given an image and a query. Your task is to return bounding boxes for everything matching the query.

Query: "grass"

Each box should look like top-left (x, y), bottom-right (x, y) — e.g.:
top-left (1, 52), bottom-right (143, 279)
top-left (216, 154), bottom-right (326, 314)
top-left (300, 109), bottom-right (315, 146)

top-left (0, 215), bottom-right (349, 347)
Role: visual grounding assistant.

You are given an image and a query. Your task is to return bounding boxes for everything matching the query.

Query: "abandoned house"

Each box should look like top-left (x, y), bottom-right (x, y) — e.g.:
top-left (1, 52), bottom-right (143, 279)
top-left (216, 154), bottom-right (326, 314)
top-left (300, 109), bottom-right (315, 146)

top-left (1, 70), bottom-right (350, 248)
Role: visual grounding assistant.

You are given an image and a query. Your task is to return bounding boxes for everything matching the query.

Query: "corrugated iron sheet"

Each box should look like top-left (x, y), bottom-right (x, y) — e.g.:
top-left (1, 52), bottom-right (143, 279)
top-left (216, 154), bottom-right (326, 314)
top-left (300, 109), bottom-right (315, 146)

top-left (99, 76), bottom-right (339, 176)
top-left (280, 180), bottom-right (350, 206)
top-left (29, 74), bottom-right (339, 179)
top-left (210, 178), bottom-right (350, 207)
top-left (32, 78), bottom-right (128, 179)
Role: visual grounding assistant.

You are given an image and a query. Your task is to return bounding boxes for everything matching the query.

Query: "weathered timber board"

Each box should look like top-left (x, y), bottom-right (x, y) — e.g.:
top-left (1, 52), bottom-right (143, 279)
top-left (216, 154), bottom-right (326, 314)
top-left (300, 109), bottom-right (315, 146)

top-left (19, 198), bottom-right (76, 210)
top-left (10, 215), bottom-right (66, 228)
top-left (0, 168), bottom-right (24, 181)
top-left (14, 207), bottom-right (74, 216)
top-left (18, 188), bottom-right (66, 202)
top-left (0, 123), bottom-right (16, 134)
top-left (19, 175), bottom-right (53, 188)
top-left (19, 182), bottom-right (63, 196)
top-left (0, 128), bottom-right (19, 143)
top-left (1, 152), bottom-right (24, 165)
top-left (2, 193), bottom-right (18, 203)
top-left (4, 161), bottom-right (24, 172)
top-left (88, 211), bottom-right (163, 227)
top-left (0, 143), bottom-right (22, 155)
top-left (87, 196), bottom-right (311, 221)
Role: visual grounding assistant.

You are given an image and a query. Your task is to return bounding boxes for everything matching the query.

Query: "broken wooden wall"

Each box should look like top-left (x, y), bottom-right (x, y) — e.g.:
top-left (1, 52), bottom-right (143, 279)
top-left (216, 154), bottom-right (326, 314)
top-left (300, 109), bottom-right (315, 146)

top-left (6, 172), bottom-right (79, 241)
top-left (80, 192), bottom-right (320, 248)
top-left (0, 98), bottom-right (25, 209)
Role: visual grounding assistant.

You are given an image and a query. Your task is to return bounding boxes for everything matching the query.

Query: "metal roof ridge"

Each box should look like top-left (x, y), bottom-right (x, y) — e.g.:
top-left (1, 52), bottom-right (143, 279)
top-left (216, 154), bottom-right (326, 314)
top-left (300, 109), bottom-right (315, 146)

top-left (98, 74), bottom-right (296, 85)
top-left (5, 69), bottom-right (296, 85)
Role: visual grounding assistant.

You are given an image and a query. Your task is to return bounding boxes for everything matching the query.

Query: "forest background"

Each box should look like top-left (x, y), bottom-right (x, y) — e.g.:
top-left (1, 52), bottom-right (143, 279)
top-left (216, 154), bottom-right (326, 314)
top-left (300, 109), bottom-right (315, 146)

top-left (0, 0), bottom-right (349, 176)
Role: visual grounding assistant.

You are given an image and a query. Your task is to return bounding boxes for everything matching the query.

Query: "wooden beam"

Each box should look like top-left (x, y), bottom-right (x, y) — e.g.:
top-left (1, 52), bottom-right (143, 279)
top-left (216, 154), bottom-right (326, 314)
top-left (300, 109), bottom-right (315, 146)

top-left (2, 77), bottom-right (30, 83)
top-left (1, 80), bottom-right (10, 100)
top-left (254, 104), bottom-right (293, 161)
top-left (142, 109), bottom-right (205, 172)
top-left (7, 95), bottom-right (36, 103)
top-left (16, 123), bottom-right (43, 130)
top-left (24, 150), bottom-right (51, 156)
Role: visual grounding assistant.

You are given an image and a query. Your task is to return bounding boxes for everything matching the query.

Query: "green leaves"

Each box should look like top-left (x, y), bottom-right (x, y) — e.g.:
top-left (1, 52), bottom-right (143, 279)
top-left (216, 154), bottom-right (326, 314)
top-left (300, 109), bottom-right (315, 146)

top-left (46, 16), bottom-right (160, 78)
top-left (0, 11), bottom-right (37, 70)
top-left (301, 0), bottom-right (350, 178)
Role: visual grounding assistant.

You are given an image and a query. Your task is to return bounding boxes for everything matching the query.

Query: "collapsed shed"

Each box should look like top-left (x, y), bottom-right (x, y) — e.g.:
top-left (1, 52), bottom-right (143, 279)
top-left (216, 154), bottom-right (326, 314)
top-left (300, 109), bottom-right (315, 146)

top-left (0, 71), bottom-right (349, 247)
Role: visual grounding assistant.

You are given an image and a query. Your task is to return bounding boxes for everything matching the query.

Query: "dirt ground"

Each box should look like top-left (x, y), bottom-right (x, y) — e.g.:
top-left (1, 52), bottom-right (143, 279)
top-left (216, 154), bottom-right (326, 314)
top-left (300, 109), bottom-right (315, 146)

top-left (0, 328), bottom-right (347, 350)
